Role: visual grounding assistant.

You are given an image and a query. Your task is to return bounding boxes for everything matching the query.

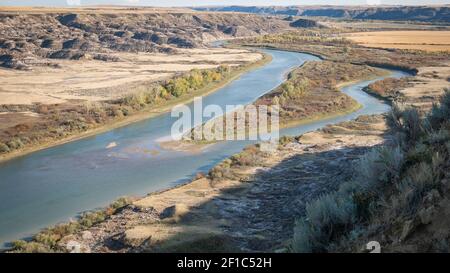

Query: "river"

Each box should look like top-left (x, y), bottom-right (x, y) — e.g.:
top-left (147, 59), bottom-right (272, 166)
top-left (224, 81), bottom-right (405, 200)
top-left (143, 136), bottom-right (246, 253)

top-left (0, 49), bottom-right (409, 248)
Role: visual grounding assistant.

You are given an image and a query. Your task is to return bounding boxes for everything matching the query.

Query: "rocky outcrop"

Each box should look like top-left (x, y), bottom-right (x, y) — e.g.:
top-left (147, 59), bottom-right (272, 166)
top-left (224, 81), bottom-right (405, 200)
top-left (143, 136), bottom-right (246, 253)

top-left (0, 10), bottom-right (289, 69)
top-left (289, 18), bottom-right (322, 28)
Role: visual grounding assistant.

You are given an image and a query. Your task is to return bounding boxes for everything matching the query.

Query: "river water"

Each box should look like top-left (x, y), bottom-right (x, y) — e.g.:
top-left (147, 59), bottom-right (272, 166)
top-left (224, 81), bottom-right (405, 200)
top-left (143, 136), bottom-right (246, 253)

top-left (0, 49), bottom-right (409, 247)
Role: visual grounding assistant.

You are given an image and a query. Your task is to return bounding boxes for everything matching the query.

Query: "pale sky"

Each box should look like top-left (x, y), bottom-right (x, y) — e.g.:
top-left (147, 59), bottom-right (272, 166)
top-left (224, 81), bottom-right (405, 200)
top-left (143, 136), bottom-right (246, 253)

top-left (1, 0), bottom-right (449, 7)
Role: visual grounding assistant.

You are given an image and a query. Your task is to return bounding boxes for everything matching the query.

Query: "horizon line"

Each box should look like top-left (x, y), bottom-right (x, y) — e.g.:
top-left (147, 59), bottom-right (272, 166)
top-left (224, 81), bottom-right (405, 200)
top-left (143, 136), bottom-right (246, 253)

top-left (1, 4), bottom-right (449, 8)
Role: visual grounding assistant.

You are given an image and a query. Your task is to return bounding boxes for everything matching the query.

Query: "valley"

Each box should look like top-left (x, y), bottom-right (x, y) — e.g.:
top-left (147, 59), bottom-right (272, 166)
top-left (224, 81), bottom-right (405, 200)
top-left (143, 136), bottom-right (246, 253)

top-left (0, 4), bottom-right (449, 254)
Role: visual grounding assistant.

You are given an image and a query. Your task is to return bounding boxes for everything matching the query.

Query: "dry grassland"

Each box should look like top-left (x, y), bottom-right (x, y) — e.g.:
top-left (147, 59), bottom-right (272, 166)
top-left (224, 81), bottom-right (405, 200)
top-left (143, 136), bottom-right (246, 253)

top-left (0, 48), bottom-right (262, 105)
top-left (345, 31), bottom-right (450, 52)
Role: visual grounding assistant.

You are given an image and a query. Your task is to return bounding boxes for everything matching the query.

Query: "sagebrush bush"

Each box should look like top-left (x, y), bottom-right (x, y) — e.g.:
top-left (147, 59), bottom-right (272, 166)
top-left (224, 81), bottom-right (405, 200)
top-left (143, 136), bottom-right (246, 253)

top-left (110, 197), bottom-right (131, 210)
top-left (292, 91), bottom-right (450, 252)
top-left (79, 211), bottom-right (107, 228)
top-left (279, 135), bottom-right (294, 146)
top-left (32, 221), bottom-right (81, 249)
top-left (11, 240), bottom-right (51, 253)
top-left (229, 146), bottom-right (260, 166)
top-left (6, 138), bottom-right (24, 150)
top-left (0, 142), bottom-right (10, 153)
top-left (293, 194), bottom-right (356, 253)
top-left (388, 104), bottom-right (425, 146)
top-left (208, 161), bottom-right (234, 181)
top-left (428, 89), bottom-right (450, 130)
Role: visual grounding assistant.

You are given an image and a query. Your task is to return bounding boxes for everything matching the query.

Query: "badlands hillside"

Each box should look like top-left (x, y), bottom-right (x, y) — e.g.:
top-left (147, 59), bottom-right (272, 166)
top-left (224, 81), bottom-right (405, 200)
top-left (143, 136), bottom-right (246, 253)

top-left (0, 6), bottom-right (289, 71)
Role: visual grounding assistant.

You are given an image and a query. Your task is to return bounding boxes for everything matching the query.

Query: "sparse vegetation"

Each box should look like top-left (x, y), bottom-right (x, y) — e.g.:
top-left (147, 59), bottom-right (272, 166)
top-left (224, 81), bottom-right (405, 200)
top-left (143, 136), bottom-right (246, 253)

top-left (118, 65), bottom-right (231, 111)
top-left (365, 77), bottom-right (413, 100)
top-left (1, 7), bottom-right (448, 253)
top-left (208, 144), bottom-right (265, 181)
top-left (245, 30), bottom-right (352, 46)
top-left (292, 90), bottom-right (450, 253)
top-left (0, 64), bottom-right (238, 157)
top-left (278, 135), bottom-right (294, 146)
top-left (255, 60), bottom-right (385, 126)
top-left (236, 30), bottom-right (449, 72)
top-left (10, 197), bottom-right (132, 253)
top-left (0, 142), bottom-right (10, 153)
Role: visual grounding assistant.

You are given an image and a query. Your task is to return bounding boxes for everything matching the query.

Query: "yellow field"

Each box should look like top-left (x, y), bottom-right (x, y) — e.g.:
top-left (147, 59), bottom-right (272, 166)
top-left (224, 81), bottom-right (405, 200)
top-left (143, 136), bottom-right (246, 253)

top-left (345, 31), bottom-right (450, 52)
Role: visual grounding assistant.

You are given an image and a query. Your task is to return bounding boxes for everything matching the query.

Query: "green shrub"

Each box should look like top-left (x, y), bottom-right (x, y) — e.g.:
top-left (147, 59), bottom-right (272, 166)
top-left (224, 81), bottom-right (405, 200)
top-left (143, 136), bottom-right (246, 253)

top-left (388, 104), bottom-right (425, 146)
top-left (11, 240), bottom-right (51, 253)
top-left (292, 145), bottom-right (405, 252)
top-left (51, 222), bottom-right (80, 238)
top-left (279, 136), bottom-right (294, 146)
top-left (427, 89), bottom-right (450, 130)
top-left (79, 211), bottom-right (107, 228)
top-left (208, 164), bottom-right (234, 181)
top-left (350, 146), bottom-right (403, 192)
top-left (11, 240), bottom-right (28, 250)
top-left (34, 231), bottom-right (59, 248)
top-left (230, 146), bottom-right (260, 166)
top-left (124, 92), bottom-right (147, 109)
top-left (8, 196), bottom-right (132, 252)
top-left (402, 108), bottom-right (425, 143)
top-left (0, 142), bottom-right (10, 153)
top-left (121, 107), bottom-right (130, 116)
top-left (293, 91), bottom-right (450, 252)
top-left (32, 222), bottom-right (80, 248)
top-left (110, 197), bottom-right (132, 210)
top-left (7, 138), bottom-right (24, 150)
top-left (293, 194), bottom-right (356, 253)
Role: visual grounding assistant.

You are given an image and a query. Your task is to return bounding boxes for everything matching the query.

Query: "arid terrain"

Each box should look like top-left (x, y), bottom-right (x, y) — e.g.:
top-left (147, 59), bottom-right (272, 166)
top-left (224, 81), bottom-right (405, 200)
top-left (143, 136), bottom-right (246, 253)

top-left (0, 6), bottom-right (291, 160)
top-left (33, 114), bottom-right (392, 253)
top-left (0, 47), bottom-right (262, 104)
top-left (194, 5), bottom-right (450, 22)
top-left (0, 6), bottom-right (287, 103)
top-left (345, 31), bottom-right (450, 52)
top-left (1, 6), bottom-right (450, 253)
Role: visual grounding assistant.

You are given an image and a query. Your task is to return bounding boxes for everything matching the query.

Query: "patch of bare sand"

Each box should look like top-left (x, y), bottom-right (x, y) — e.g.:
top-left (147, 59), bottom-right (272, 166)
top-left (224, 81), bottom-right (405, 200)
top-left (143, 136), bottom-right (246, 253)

top-left (399, 64), bottom-right (450, 109)
top-left (158, 140), bottom-right (213, 154)
top-left (134, 178), bottom-right (226, 211)
top-left (299, 115), bottom-right (388, 147)
top-left (123, 224), bottom-right (222, 250)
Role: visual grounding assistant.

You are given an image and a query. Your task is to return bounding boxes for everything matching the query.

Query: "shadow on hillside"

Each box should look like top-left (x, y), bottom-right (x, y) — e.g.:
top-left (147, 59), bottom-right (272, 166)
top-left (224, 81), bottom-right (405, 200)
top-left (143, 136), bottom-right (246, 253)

top-left (114, 142), bottom-right (384, 253)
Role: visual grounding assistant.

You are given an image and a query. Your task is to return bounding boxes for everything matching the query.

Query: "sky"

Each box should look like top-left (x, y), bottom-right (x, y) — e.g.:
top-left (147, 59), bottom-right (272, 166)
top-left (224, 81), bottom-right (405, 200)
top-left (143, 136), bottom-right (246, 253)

top-left (1, 0), bottom-right (449, 7)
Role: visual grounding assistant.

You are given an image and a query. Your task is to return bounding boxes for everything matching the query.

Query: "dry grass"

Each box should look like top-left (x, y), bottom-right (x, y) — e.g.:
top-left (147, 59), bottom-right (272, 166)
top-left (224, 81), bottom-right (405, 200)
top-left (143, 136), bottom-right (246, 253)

top-left (345, 31), bottom-right (450, 52)
top-left (0, 48), bottom-right (262, 105)
top-left (321, 21), bottom-right (450, 31)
